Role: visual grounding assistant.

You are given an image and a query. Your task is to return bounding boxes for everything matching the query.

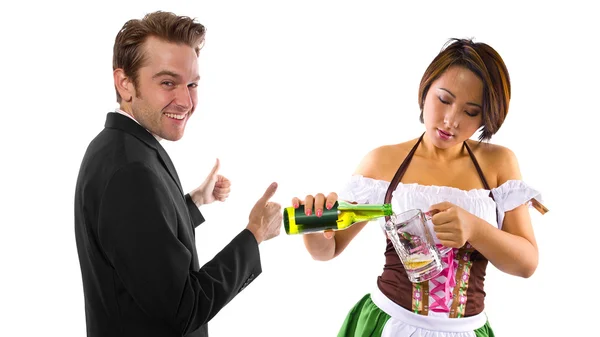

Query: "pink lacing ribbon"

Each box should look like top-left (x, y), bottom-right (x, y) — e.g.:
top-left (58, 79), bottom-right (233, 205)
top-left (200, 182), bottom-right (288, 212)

top-left (429, 246), bottom-right (456, 313)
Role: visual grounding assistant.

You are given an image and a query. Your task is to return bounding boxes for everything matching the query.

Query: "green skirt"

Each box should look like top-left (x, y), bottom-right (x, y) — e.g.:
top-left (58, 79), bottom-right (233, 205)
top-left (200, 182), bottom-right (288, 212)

top-left (337, 293), bottom-right (495, 337)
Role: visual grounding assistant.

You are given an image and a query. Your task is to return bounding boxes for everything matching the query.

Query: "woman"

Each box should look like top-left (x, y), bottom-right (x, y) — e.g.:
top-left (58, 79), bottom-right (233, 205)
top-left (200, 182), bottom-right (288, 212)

top-left (291, 38), bottom-right (547, 336)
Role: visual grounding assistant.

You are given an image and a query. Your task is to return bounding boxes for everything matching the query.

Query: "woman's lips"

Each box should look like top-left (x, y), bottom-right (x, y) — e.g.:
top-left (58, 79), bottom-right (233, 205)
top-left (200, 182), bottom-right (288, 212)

top-left (437, 128), bottom-right (453, 140)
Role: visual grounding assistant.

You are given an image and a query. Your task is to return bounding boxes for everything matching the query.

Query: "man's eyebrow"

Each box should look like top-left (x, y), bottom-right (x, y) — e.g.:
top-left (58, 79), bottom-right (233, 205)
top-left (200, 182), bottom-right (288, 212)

top-left (153, 70), bottom-right (200, 83)
top-left (439, 87), bottom-right (482, 109)
top-left (152, 70), bottom-right (181, 79)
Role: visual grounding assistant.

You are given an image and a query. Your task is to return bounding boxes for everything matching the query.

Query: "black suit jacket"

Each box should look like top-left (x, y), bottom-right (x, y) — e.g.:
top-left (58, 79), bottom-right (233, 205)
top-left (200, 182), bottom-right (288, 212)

top-left (74, 112), bottom-right (261, 337)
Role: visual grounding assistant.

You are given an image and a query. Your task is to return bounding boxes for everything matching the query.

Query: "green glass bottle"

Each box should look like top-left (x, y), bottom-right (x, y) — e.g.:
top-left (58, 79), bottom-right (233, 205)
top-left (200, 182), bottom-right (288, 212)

top-left (283, 201), bottom-right (393, 235)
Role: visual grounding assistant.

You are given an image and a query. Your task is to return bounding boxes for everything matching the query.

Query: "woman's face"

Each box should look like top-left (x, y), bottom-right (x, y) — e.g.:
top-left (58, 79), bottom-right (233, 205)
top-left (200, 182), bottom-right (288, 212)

top-left (422, 66), bottom-right (484, 149)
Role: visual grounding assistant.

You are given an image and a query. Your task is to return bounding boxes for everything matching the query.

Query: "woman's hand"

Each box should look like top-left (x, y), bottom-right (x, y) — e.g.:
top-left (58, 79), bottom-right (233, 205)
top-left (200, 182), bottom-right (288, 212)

top-left (429, 201), bottom-right (481, 248)
top-left (291, 192), bottom-right (338, 239)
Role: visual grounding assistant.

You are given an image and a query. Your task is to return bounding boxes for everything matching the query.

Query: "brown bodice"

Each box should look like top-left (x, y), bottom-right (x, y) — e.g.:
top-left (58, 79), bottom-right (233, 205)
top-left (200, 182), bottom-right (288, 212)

top-left (377, 133), bottom-right (498, 317)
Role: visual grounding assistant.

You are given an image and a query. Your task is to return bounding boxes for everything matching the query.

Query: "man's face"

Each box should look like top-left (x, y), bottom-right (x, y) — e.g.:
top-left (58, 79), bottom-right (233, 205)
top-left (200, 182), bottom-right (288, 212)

top-left (127, 36), bottom-right (200, 141)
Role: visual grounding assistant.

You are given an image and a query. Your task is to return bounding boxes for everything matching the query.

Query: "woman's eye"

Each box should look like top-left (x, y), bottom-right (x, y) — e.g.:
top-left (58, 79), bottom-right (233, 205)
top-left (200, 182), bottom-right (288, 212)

top-left (438, 97), bottom-right (449, 104)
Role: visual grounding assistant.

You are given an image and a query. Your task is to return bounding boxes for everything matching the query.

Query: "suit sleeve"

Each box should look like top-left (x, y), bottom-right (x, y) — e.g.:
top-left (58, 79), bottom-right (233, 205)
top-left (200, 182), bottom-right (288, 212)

top-left (97, 162), bottom-right (262, 335)
top-left (184, 193), bottom-right (205, 228)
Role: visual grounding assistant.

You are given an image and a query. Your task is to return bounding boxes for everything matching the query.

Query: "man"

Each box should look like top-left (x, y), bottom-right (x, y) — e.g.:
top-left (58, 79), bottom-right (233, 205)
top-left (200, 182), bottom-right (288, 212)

top-left (74, 11), bottom-right (283, 337)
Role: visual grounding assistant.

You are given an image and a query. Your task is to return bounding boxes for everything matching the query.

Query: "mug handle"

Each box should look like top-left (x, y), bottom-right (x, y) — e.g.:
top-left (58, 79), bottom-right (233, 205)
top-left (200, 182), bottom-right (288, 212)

top-left (423, 209), bottom-right (439, 221)
top-left (422, 210), bottom-right (452, 256)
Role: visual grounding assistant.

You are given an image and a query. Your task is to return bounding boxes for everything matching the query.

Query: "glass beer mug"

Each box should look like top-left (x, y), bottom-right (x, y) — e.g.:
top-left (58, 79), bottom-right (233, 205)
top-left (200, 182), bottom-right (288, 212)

top-left (382, 209), bottom-right (451, 283)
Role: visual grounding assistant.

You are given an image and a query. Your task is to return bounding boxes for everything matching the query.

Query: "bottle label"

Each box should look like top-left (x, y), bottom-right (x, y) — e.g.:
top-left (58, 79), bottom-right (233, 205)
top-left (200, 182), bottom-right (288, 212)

top-left (284, 202), bottom-right (340, 234)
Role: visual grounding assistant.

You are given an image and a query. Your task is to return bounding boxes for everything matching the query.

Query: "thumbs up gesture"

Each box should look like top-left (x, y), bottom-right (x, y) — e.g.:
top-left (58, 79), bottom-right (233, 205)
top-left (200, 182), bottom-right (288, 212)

top-left (190, 158), bottom-right (232, 207)
top-left (246, 182), bottom-right (282, 243)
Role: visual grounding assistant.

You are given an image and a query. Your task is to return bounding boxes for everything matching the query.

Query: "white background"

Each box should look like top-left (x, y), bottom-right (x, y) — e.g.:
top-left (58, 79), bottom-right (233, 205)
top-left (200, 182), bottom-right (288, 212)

top-left (1, 0), bottom-right (598, 336)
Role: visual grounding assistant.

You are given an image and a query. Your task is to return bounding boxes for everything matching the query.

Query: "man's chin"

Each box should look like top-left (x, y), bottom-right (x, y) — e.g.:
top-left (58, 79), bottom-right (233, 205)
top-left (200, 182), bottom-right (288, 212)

top-left (161, 132), bottom-right (185, 142)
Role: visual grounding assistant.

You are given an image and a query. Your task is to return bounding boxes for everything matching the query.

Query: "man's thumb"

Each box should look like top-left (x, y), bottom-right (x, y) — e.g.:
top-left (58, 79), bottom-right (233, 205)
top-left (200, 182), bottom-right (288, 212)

top-left (209, 158), bottom-right (220, 176)
top-left (260, 182), bottom-right (278, 202)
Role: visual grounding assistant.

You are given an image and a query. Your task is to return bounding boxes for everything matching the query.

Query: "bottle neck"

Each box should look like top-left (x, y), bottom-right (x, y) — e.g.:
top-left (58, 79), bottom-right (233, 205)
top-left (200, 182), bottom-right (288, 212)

top-left (338, 201), bottom-right (393, 215)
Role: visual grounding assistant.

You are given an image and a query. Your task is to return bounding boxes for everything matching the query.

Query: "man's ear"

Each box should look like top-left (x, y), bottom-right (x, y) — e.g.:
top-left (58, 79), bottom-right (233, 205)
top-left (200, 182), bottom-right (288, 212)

top-left (114, 68), bottom-right (134, 102)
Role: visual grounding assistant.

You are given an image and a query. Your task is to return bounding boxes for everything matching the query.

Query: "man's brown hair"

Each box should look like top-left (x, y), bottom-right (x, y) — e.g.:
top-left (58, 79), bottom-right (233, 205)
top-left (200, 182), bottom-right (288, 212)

top-left (112, 11), bottom-right (206, 103)
top-left (418, 38), bottom-right (511, 141)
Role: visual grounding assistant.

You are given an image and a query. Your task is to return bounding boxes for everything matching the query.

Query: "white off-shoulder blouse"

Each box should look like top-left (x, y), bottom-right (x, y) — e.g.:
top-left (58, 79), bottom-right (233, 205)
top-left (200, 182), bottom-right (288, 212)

top-left (339, 175), bottom-right (544, 234)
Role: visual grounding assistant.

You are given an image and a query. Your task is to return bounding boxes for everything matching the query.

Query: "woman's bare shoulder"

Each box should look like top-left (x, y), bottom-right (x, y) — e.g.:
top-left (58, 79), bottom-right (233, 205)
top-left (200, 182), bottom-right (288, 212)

top-left (354, 138), bottom-right (420, 181)
top-left (466, 140), bottom-right (522, 185)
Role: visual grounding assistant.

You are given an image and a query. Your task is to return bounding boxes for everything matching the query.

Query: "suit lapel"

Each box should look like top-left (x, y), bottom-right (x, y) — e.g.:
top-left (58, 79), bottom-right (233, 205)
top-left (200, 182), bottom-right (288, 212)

top-left (154, 143), bottom-right (183, 193)
top-left (104, 112), bottom-right (184, 194)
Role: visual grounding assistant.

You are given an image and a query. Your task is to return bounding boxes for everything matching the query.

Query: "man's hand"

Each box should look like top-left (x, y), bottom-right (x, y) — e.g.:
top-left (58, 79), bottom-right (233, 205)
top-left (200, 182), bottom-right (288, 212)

top-left (190, 158), bottom-right (231, 207)
top-left (246, 182), bottom-right (283, 244)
